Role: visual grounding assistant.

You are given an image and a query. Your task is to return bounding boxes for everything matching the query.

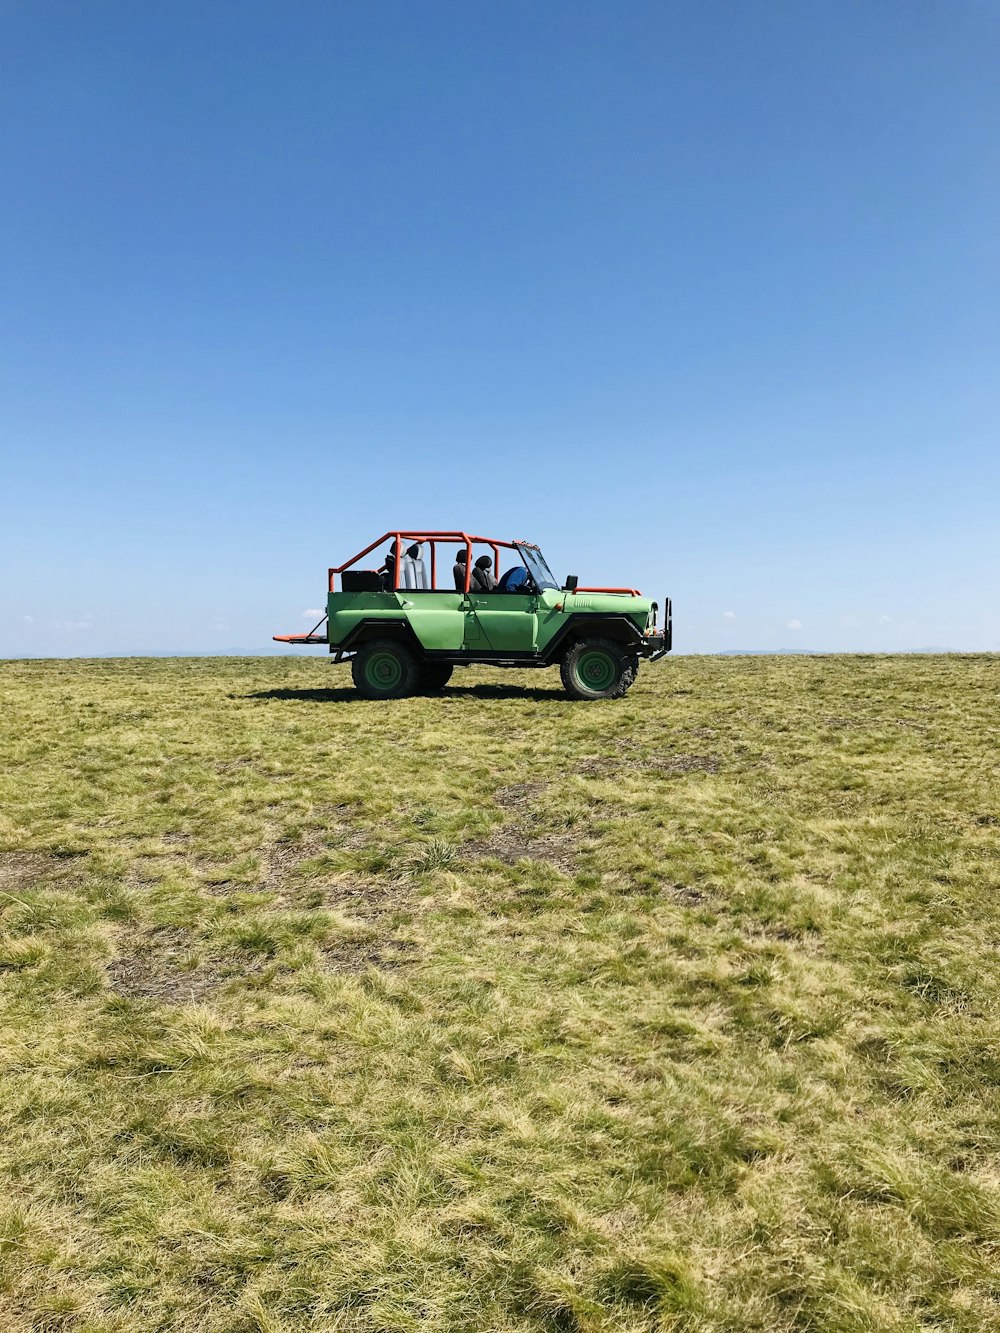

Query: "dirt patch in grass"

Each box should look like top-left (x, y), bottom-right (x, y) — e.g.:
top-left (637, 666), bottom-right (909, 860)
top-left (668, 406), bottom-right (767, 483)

top-left (495, 781), bottom-right (550, 810)
top-left (261, 810), bottom-right (373, 887)
top-left (463, 826), bottom-right (580, 872)
top-left (660, 753), bottom-right (721, 775)
top-left (321, 876), bottom-right (412, 920)
top-left (198, 819), bottom-right (372, 899)
top-left (0, 851), bottom-right (82, 893)
top-left (214, 757), bottom-right (257, 774)
top-left (319, 876), bottom-right (420, 973)
top-left (138, 808), bottom-right (374, 896)
top-left (662, 883), bottom-right (709, 907)
top-left (321, 932), bottom-right (419, 974)
top-left (107, 927), bottom-right (221, 1003)
top-left (577, 752), bottom-right (720, 777)
top-left (260, 833), bottom-right (329, 891)
top-left (109, 895), bottom-right (418, 993)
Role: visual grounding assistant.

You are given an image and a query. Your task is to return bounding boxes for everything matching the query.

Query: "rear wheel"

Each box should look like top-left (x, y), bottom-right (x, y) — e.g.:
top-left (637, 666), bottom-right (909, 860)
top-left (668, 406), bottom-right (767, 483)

top-left (418, 663), bottom-right (454, 693)
top-left (352, 639), bottom-right (421, 699)
top-left (560, 637), bottom-right (634, 701)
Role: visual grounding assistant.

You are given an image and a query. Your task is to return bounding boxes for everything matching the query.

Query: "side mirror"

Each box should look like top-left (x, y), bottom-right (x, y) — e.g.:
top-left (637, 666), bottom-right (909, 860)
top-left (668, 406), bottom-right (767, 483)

top-left (565, 575), bottom-right (578, 591)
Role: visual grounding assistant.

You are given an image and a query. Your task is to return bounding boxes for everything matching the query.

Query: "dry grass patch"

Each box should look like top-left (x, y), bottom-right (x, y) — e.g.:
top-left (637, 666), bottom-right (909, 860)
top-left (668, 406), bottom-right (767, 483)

top-left (0, 850), bottom-right (82, 893)
top-left (320, 928), bottom-right (419, 974)
top-left (577, 750), bottom-right (721, 777)
top-left (107, 925), bottom-right (221, 1003)
top-left (495, 780), bottom-right (551, 809)
top-left (0, 652), bottom-right (999, 1331)
top-left (462, 825), bottom-right (581, 873)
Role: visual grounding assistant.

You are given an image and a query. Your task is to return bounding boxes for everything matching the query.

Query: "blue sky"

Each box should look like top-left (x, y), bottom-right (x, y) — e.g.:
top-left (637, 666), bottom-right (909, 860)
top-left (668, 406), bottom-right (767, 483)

top-left (2, 0), bottom-right (997, 657)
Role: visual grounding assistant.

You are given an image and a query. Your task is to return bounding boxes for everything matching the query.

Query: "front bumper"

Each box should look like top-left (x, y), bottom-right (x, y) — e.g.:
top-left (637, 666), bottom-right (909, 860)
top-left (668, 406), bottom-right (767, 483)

top-left (640, 596), bottom-right (672, 660)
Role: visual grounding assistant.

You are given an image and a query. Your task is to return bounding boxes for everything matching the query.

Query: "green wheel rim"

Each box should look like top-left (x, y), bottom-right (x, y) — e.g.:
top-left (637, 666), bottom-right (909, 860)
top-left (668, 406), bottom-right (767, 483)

top-left (577, 649), bottom-right (617, 692)
top-left (365, 651), bottom-right (403, 691)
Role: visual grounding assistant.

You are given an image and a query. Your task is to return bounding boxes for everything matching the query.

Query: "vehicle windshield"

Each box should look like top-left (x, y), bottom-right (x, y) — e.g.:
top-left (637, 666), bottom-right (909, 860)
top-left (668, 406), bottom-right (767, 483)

top-left (517, 544), bottom-right (559, 591)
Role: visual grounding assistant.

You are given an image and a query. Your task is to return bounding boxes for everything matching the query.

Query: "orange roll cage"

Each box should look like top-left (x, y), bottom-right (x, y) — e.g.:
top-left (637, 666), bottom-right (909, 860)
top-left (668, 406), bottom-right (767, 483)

top-left (328, 530), bottom-right (541, 595)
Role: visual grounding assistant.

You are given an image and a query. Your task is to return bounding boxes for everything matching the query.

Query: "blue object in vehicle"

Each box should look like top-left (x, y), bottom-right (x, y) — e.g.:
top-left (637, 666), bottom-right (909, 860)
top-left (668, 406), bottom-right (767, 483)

top-left (497, 566), bottom-right (530, 593)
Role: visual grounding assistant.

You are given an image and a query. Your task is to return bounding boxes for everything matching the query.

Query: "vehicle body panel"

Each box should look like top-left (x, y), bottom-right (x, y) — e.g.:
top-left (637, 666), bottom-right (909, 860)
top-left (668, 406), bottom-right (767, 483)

top-left (325, 584), bottom-right (657, 659)
top-left (327, 590), bottom-right (463, 650)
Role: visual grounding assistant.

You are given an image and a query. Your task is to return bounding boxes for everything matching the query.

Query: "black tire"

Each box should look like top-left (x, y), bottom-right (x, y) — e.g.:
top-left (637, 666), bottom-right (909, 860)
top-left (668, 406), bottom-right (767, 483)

top-left (417, 663), bottom-right (454, 693)
top-left (560, 637), bottom-right (634, 701)
top-left (352, 639), bottom-right (421, 699)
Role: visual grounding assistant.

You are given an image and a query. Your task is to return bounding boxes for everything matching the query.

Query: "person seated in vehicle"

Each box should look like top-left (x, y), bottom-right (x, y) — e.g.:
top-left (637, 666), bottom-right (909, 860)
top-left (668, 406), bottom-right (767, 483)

top-left (471, 554), bottom-right (497, 592)
top-left (379, 548), bottom-right (396, 591)
top-left (453, 549), bottom-right (468, 590)
top-left (496, 565), bottom-right (533, 593)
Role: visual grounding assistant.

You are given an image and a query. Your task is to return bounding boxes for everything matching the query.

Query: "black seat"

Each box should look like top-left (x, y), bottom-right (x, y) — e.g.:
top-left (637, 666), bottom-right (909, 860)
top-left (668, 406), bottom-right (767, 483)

top-left (471, 556), bottom-right (497, 592)
top-left (342, 570), bottom-right (383, 592)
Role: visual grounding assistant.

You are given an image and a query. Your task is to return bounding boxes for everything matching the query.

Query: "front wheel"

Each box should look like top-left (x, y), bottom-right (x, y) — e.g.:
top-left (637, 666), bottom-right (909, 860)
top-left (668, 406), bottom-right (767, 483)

top-left (352, 639), bottom-right (421, 699)
top-left (560, 637), bottom-right (635, 701)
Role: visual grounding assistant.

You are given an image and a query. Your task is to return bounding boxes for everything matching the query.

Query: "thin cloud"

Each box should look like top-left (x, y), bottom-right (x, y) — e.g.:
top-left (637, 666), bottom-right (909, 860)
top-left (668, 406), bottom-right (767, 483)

top-left (879, 614), bottom-right (892, 623)
top-left (840, 614), bottom-right (860, 628)
top-left (723, 610), bottom-right (736, 620)
top-left (23, 614), bottom-right (34, 624)
top-left (302, 608), bottom-right (324, 619)
top-left (51, 615), bottom-right (94, 632)
top-left (786, 618), bottom-right (802, 630)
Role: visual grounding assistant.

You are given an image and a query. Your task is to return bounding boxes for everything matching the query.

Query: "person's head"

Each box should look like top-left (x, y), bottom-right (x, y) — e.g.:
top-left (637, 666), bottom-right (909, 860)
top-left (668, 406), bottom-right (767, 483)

top-left (474, 555), bottom-right (492, 571)
top-left (455, 549), bottom-right (468, 565)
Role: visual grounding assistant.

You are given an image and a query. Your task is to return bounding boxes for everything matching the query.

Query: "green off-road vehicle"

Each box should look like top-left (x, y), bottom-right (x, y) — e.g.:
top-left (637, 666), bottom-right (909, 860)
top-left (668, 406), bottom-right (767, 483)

top-left (275, 530), bottom-right (671, 700)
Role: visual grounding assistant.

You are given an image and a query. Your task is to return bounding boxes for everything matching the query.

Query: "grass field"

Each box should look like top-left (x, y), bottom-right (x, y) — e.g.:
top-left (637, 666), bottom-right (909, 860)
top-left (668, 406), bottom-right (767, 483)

top-left (1, 653), bottom-right (999, 1332)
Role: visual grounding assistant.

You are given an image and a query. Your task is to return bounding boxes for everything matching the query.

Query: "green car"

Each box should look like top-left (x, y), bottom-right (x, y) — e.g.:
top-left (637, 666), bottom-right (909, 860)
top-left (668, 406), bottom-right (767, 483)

top-left (274, 529), bottom-right (671, 701)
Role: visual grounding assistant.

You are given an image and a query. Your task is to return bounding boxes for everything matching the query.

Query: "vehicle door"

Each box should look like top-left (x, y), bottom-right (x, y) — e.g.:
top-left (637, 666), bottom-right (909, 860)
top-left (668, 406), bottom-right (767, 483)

top-left (392, 545), bottom-right (465, 650)
top-left (465, 590), bottom-right (538, 651)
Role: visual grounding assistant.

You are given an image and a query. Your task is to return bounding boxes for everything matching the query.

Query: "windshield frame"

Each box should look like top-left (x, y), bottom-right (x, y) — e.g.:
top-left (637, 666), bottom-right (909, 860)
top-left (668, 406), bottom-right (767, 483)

top-left (516, 544), bottom-right (559, 592)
